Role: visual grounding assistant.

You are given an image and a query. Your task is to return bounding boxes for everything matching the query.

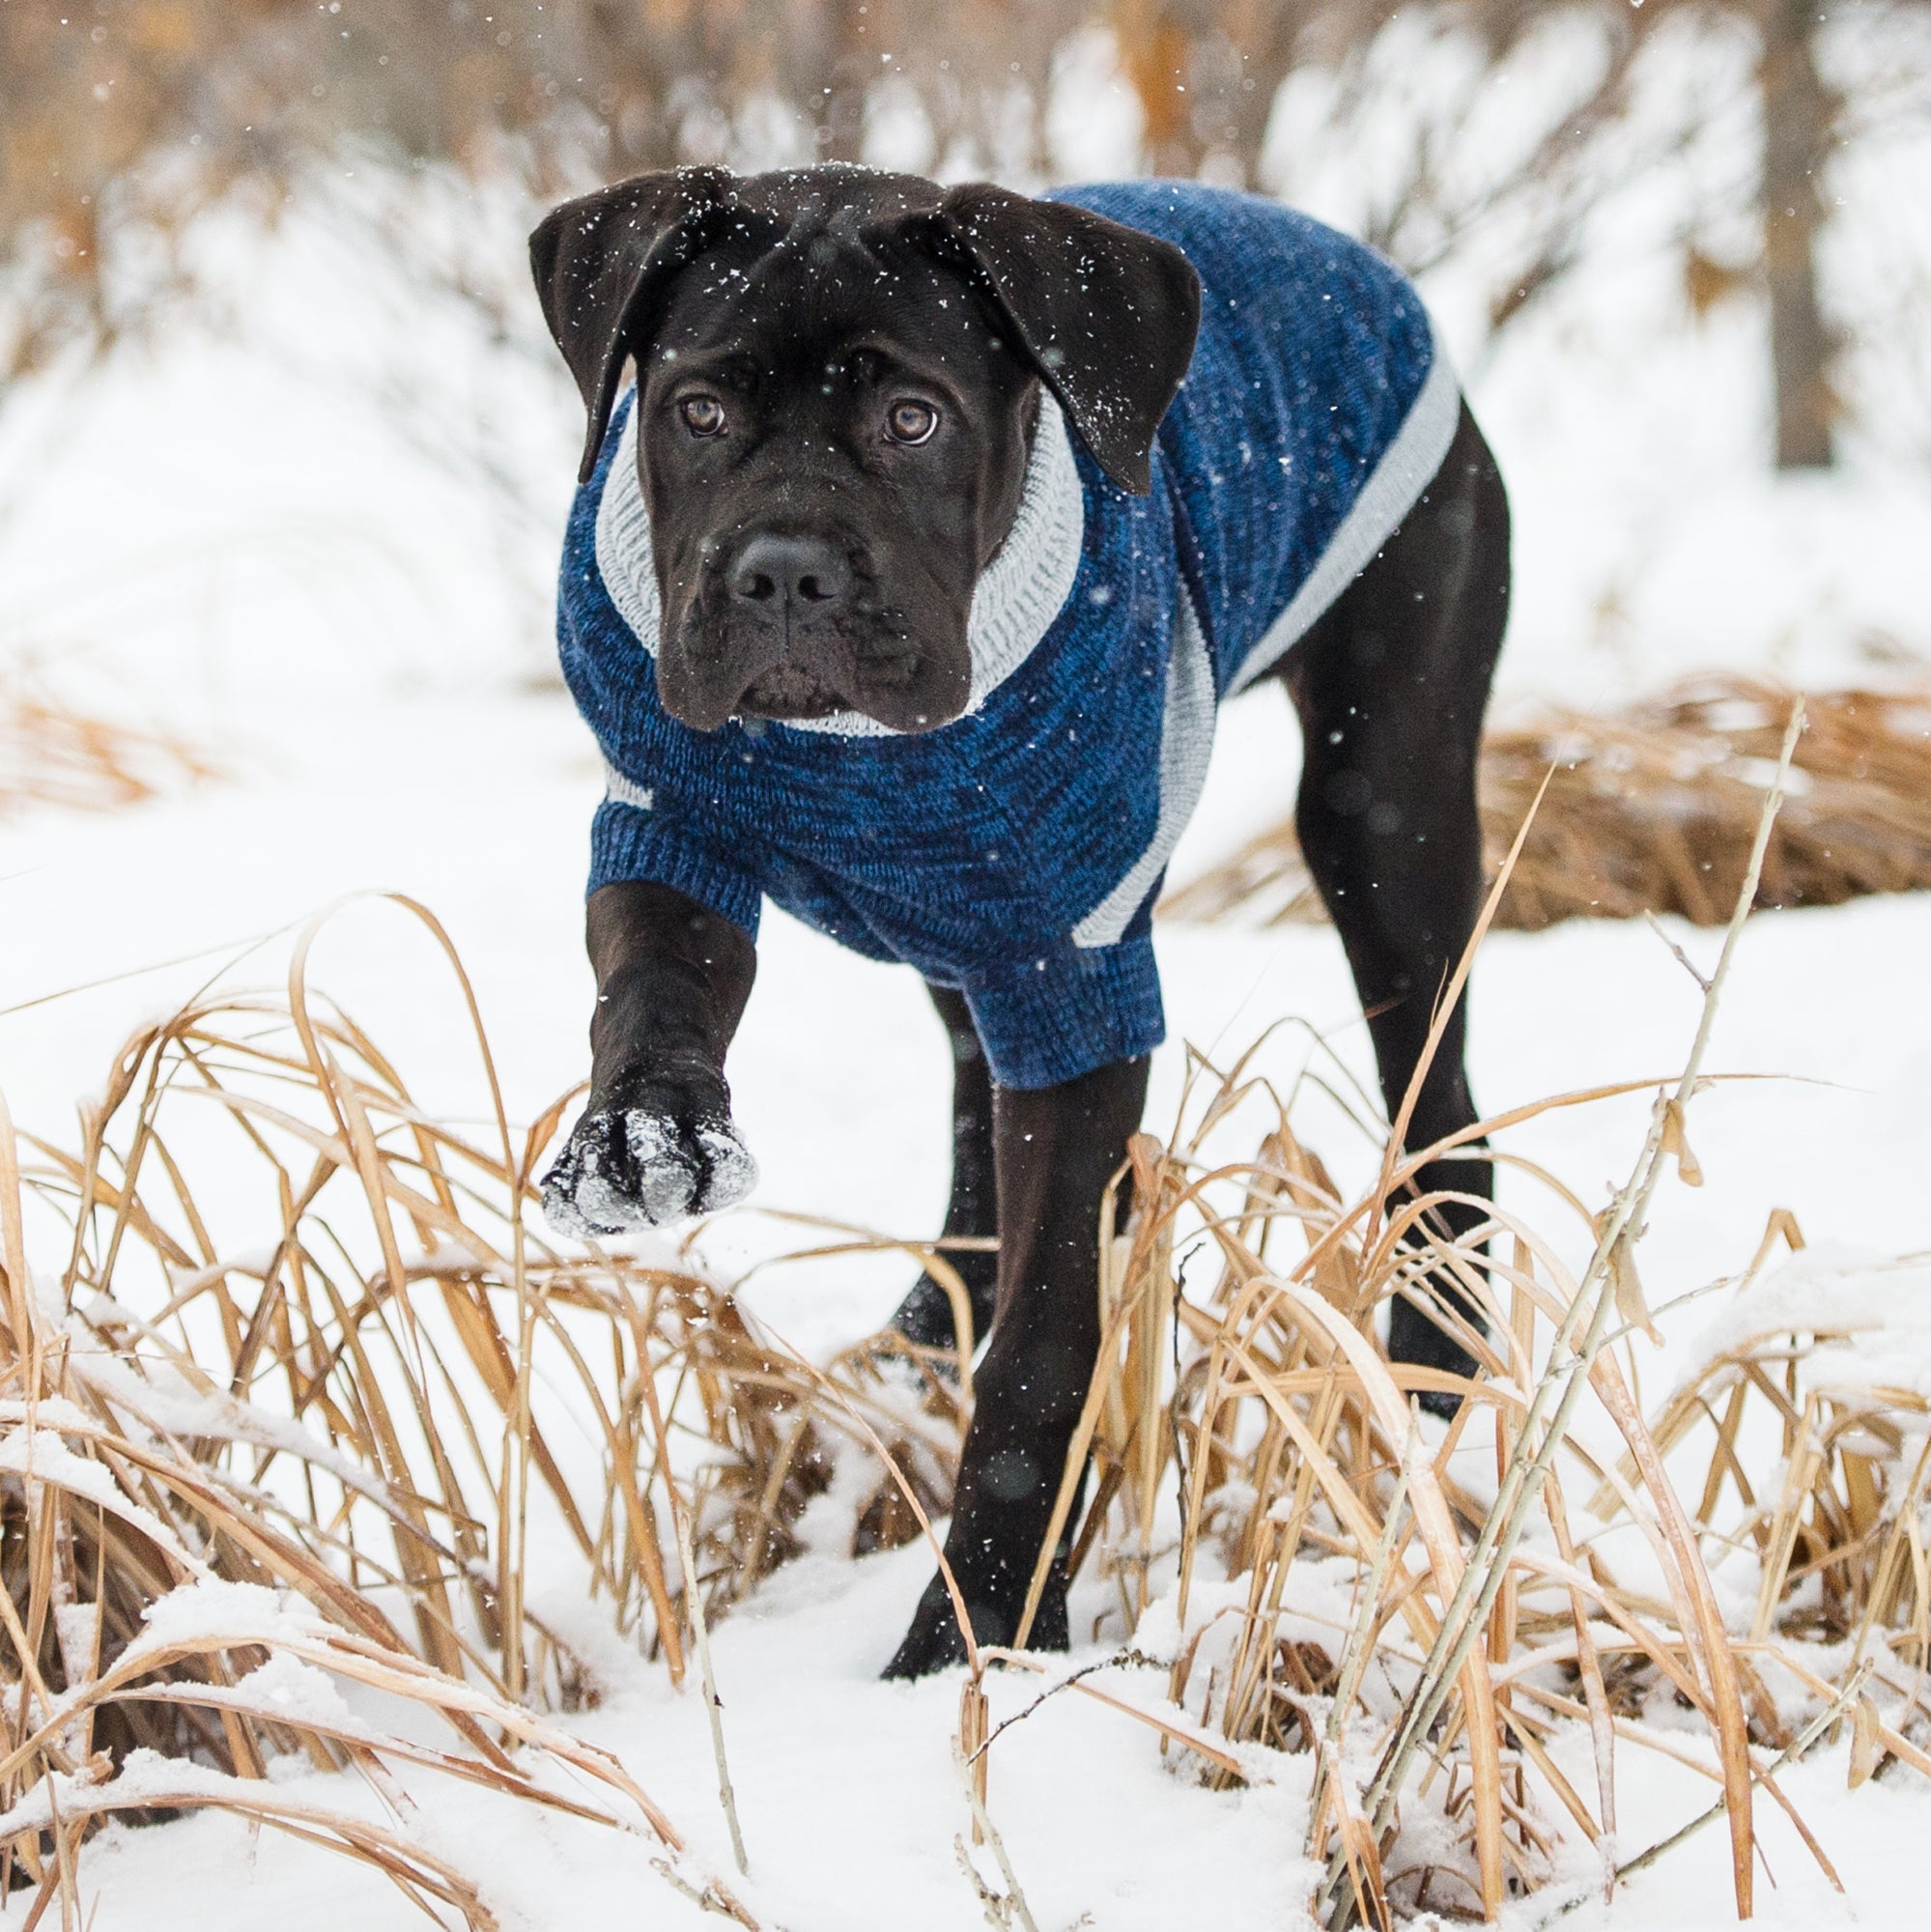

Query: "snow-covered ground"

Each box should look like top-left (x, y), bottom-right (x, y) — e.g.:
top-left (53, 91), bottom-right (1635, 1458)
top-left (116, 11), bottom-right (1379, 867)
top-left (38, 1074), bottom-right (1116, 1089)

top-left (5, 35), bottom-right (1931, 1923)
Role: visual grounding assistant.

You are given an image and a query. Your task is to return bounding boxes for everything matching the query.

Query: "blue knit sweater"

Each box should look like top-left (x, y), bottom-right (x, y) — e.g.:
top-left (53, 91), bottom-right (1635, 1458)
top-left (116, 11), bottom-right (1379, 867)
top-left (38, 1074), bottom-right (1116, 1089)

top-left (555, 181), bottom-right (1459, 1089)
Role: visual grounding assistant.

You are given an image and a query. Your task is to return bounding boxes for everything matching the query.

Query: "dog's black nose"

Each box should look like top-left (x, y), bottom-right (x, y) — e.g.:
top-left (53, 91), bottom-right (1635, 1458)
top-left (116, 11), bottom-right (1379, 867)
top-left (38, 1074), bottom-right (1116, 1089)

top-left (729, 534), bottom-right (851, 609)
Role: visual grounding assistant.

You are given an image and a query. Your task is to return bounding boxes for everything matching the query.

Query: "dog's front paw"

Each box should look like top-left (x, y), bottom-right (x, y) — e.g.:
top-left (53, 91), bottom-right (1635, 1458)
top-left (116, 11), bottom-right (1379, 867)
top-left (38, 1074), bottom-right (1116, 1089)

top-left (542, 1104), bottom-right (757, 1239)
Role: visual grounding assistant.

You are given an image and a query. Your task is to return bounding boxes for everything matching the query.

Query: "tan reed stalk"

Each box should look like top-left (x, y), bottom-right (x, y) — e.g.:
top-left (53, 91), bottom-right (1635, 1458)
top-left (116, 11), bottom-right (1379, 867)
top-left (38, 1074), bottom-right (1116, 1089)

top-left (1306, 1423), bottom-right (1415, 1872)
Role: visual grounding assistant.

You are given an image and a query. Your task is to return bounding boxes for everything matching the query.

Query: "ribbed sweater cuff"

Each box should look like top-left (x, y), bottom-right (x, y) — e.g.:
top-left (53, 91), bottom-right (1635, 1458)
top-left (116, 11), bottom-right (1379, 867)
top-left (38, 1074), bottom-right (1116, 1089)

top-left (587, 798), bottom-right (762, 938)
top-left (963, 934), bottom-right (1165, 1091)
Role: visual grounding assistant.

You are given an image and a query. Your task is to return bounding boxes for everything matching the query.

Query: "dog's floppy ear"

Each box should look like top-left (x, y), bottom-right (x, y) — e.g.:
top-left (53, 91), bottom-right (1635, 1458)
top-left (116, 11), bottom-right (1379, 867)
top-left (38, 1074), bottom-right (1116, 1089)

top-left (530, 166), bottom-right (733, 483)
top-left (937, 185), bottom-right (1200, 495)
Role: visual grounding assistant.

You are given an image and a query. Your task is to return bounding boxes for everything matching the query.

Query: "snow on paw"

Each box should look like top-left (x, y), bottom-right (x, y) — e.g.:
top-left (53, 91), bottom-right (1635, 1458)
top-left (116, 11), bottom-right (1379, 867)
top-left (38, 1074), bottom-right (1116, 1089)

top-left (540, 1174), bottom-right (604, 1242)
top-left (542, 1112), bottom-right (646, 1238)
top-left (692, 1119), bottom-right (757, 1212)
top-left (542, 1104), bottom-right (757, 1238)
top-left (622, 1109), bottom-right (705, 1223)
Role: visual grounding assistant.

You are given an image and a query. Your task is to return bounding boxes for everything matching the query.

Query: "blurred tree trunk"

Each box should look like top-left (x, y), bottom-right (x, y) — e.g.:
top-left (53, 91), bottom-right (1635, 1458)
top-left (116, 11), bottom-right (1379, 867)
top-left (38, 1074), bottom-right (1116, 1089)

top-left (1758, 0), bottom-right (1836, 468)
top-left (1220, 4), bottom-right (1299, 187)
top-left (1110, 2), bottom-right (1299, 187)
top-left (803, 0), bottom-right (871, 161)
top-left (1114, 0), bottom-right (1209, 177)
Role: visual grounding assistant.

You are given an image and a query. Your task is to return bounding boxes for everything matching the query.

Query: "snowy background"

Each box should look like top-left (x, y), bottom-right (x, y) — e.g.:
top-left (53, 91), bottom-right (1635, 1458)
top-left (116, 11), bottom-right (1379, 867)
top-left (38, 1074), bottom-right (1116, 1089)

top-left (3, 4), bottom-right (1931, 1927)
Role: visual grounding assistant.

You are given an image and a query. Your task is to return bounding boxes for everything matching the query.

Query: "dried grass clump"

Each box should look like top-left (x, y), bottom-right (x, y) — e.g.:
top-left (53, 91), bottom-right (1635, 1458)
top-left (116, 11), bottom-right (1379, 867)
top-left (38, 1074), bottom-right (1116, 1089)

top-left (0, 895), bottom-right (967, 1927)
top-left (996, 709), bottom-right (1931, 1925)
top-left (0, 684), bottom-right (215, 817)
top-left (1160, 676), bottom-right (1931, 931)
top-left (1613, 1275), bottom-right (1931, 1664)
top-left (1046, 1050), bottom-right (1796, 1922)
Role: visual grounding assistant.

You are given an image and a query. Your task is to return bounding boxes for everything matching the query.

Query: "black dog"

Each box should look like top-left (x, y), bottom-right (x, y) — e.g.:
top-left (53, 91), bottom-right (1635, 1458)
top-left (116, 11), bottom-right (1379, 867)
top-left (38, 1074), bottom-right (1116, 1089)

top-left (529, 165), bottom-right (1508, 1678)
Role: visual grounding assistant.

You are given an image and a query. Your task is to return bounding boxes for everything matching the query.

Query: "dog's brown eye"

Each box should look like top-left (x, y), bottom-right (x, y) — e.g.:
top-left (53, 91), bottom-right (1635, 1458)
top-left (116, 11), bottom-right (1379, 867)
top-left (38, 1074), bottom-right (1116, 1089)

top-left (681, 395), bottom-right (726, 437)
top-left (886, 399), bottom-right (938, 445)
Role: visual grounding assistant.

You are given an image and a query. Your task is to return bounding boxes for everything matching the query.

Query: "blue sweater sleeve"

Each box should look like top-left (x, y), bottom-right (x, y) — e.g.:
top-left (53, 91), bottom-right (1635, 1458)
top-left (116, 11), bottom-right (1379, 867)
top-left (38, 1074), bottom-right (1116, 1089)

top-left (587, 795), bottom-right (764, 939)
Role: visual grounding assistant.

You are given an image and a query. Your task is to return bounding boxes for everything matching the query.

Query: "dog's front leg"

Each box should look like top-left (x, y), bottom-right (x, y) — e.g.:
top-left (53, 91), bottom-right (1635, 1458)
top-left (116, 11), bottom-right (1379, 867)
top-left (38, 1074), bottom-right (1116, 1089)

top-left (542, 880), bottom-right (758, 1236)
top-left (885, 1053), bottom-right (1150, 1678)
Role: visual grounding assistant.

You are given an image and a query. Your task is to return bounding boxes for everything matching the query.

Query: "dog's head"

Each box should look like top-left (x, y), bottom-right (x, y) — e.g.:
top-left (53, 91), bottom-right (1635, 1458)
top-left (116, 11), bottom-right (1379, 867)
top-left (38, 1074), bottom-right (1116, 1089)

top-left (530, 166), bottom-right (1200, 733)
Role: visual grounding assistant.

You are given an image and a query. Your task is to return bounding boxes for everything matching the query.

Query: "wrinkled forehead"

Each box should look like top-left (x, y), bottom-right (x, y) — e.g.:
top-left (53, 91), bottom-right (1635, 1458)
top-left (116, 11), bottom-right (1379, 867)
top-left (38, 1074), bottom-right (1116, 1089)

top-left (650, 204), bottom-right (994, 377)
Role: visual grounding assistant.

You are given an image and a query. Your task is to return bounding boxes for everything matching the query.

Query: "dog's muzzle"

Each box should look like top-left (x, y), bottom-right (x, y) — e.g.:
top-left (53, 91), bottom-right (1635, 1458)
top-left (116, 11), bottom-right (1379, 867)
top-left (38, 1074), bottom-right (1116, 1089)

top-left (726, 533), bottom-right (854, 718)
top-left (660, 526), bottom-right (959, 734)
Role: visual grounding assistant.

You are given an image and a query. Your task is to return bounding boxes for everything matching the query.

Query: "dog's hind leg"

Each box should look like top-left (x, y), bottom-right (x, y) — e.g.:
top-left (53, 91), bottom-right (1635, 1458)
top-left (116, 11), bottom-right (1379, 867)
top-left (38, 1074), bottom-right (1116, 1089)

top-left (1273, 400), bottom-right (1510, 1408)
top-left (890, 983), bottom-right (1002, 1354)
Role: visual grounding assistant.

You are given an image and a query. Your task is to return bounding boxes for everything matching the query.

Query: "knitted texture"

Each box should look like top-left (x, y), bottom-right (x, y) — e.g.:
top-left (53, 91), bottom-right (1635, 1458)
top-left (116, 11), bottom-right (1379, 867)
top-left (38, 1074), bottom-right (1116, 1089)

top-left (554, 181), bottom-right (1458, 1089)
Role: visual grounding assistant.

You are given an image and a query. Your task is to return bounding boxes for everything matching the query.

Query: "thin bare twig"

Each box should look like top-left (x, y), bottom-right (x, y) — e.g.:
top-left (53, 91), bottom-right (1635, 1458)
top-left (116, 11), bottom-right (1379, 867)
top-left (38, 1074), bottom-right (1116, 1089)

top-left (674, 1500), bottom-right (750, 1878)
top-left (953, 1741), bottom-right (1040, 1932)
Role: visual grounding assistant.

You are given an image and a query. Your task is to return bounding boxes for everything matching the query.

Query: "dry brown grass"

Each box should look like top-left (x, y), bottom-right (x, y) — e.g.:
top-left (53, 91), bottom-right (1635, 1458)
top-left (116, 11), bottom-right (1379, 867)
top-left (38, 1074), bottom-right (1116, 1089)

top-left (998, 710), bottom-right (1931, 1923)
top-left (1604, 1281), bottom-right (1931, 1665)
top-left (1160, 676), bottom-right (1931, 932)
top-left (1030, 1043), bottom-right (1931, 1923)
top-left (0, 895), bottom-right (969, 1927)
top-left (0, 685), bottom-right (215, 818)
top-left (4, 789), bottom-right (1929, 1924)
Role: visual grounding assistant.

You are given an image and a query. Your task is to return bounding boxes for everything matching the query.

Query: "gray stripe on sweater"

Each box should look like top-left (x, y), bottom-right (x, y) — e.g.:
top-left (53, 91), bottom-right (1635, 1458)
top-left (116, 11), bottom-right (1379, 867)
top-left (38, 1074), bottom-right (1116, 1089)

top-left (1226, 339), bottom-right (1462, 696)
top-left (1071, 582), bottom-right (1215, 951)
